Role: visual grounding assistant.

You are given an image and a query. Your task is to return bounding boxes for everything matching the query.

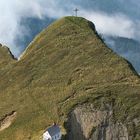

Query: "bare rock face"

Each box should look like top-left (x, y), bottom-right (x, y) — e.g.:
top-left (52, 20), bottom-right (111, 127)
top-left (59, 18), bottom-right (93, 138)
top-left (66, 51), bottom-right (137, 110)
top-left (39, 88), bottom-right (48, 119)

top-left (67, 104), bottom-right (130, 140)
top-left (0, 111), bottom-right (17, 132)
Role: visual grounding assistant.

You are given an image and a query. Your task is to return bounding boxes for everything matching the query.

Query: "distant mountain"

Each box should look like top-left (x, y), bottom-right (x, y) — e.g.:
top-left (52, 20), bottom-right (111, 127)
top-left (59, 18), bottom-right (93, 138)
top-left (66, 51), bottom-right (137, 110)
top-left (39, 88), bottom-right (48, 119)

top-left (0, 17), bottom-right (140, 140)
top-left (105, 36), bottom-right (140, 73)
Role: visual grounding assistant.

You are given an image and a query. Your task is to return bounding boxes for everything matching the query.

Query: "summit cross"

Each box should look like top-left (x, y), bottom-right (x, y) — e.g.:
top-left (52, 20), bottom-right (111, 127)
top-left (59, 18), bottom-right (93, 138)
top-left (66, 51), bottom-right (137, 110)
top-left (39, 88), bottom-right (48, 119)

top-left (74, 8), bottom-right (79, 17)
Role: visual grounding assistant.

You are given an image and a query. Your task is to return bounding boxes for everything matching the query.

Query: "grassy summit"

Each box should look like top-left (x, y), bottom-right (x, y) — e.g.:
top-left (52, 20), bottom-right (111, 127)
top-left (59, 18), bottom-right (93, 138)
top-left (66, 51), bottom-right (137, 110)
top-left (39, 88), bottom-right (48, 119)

top-left (0, 16), bottom-right (140, 140)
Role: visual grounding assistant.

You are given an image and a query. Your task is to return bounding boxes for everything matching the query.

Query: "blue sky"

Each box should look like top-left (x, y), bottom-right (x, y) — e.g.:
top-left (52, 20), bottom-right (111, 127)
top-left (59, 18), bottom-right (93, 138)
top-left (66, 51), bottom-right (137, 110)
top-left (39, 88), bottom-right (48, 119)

top-left (0, 0), bottom-right (140, 57)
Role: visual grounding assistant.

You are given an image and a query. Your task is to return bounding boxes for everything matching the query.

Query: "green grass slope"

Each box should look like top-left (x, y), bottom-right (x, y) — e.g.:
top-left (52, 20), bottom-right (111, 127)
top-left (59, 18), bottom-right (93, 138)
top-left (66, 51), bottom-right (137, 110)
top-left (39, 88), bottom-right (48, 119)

top-left (0, 16), bottom-right (140, 140)
top-left (0, 45), bottom-right (16, 86)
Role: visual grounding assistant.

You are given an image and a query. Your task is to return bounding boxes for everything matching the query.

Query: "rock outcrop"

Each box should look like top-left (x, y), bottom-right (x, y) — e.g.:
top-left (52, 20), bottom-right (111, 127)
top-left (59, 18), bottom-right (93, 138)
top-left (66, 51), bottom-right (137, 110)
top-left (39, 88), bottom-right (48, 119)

top-left (0, 111), bottom-right (17, 132)
top-left (67, 104), bottom-right (137, 140)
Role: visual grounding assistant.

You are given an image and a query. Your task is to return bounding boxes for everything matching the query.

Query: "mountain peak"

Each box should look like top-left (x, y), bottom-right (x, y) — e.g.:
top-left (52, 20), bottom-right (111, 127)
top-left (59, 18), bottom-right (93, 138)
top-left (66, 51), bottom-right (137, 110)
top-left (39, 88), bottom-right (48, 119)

top-left (20, 16), bottom-right (96, 59)
top-left (48, 16), bottom-right (96, 32)
top-left (0, 44), bottom-right (16, 64)
top-left (0, 17), bottom-right (140, 140)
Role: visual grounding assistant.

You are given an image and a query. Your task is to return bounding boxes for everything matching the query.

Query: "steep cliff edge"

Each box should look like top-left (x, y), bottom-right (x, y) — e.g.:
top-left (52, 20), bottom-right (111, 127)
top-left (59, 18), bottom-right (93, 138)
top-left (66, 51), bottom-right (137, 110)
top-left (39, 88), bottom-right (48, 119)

top-left (67, 103), bottom-right (139, 140)
top-left (0, 17), bottom-right (140, 140)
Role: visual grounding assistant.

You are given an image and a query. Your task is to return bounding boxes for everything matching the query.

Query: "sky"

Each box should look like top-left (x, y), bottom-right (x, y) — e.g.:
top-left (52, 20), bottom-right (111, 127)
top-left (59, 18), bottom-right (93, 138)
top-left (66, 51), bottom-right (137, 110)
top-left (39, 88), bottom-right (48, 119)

top-left (0, 0), bottom-right (140, 57)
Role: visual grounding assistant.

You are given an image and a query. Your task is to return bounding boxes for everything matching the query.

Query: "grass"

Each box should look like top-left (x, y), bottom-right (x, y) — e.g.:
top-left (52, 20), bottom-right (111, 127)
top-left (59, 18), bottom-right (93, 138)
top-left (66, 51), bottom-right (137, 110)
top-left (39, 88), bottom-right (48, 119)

top-left (0, 16), bottom-right (140, 140)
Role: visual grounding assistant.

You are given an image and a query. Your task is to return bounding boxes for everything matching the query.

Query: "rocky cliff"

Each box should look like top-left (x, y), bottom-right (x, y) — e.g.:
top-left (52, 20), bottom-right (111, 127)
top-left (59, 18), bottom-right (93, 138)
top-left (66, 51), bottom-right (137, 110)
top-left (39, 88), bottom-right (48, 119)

top-left (67, 104), bottom-right (137, 140)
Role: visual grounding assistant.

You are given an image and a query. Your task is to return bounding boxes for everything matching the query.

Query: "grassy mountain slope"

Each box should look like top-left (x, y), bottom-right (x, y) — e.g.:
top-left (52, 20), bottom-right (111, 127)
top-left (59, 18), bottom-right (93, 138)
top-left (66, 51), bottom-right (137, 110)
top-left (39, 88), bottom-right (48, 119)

top-left (0, 17), bottom-right (140, 140)
top-left (0, 44), bottom-right (16, 85)
top-left (0, 44), bottom-right (15, 65)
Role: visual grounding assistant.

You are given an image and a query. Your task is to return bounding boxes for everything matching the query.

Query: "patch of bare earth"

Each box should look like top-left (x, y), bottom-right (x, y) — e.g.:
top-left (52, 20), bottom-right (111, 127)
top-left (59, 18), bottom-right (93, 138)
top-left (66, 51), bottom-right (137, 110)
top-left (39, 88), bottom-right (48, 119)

top-left (0, 111), bottom-right (17, 131)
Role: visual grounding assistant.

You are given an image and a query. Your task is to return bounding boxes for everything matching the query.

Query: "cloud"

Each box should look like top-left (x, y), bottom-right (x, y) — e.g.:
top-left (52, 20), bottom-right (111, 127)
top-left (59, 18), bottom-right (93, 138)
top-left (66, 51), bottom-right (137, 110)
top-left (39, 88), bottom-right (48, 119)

top-left (0, 0), bottom-right (66, 57)
top-left (0, 0), bottom-right (140, 57)
top-left (0, 0), bottom-right (43, 57)
top-left (81, 11), bottom-right (135, 38)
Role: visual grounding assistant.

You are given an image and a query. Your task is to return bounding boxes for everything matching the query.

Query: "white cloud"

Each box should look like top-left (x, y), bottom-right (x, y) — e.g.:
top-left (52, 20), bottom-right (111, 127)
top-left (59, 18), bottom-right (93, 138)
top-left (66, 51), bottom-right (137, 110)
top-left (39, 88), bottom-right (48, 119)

top-left (81, 11), bottom-right (135, 38)
top-left (0, 0), bottom-right (43, 57)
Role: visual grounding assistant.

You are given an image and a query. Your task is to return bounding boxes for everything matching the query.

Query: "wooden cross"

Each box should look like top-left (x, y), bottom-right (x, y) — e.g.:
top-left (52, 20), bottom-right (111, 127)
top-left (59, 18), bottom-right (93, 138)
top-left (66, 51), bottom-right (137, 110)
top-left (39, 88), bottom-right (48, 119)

top-left (74, 8), bottom-right (79, 17)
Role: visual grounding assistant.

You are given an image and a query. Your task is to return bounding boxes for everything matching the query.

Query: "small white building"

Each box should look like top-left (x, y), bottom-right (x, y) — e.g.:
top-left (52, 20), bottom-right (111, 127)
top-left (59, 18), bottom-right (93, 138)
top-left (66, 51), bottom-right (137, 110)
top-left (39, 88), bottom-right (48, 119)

top-left (43, 124), bottom-right (62, 140)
